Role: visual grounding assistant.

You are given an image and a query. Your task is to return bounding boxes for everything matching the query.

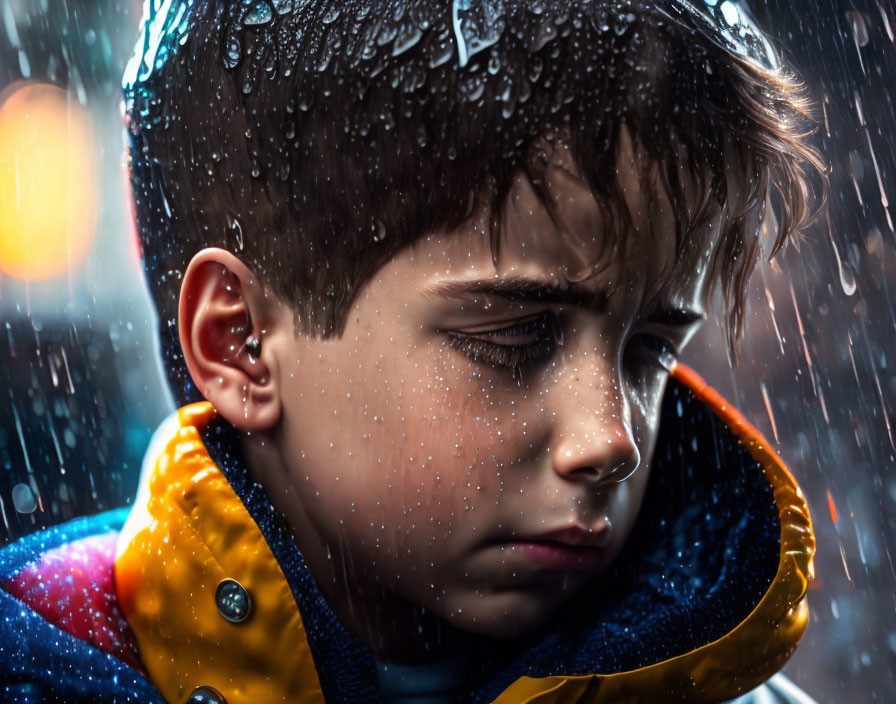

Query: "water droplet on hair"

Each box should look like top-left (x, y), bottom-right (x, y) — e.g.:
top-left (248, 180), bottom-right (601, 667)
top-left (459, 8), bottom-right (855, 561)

top-left (223, 33), bottom-right (242, 69)
top-left (531, 20), bottom-right (557, 51)
top-left (416, 124), bottom-right (429, 148)
top-left (243, 0), bottom-right (273, 26)
top-left (393, 24), bottom-right (423, 56)
top-left (527, 56), bottom-right (543, 83)
top-left (453, 0), bottom-right (507, 68)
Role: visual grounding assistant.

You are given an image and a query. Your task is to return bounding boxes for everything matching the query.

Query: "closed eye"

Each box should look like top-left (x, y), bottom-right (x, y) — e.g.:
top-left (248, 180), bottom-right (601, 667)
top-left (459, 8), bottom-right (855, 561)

top-left (444, 311), bottom-right (560, 372)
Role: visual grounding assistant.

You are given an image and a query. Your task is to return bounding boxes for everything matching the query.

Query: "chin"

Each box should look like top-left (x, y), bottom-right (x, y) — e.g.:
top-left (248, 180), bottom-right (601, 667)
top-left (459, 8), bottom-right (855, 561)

top-left (435, 588), bottom-right (562, 639)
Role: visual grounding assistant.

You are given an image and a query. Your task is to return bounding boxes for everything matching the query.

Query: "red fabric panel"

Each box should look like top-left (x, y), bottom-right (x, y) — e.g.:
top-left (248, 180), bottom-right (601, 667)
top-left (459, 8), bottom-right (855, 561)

top-left (2, 531), bottom-right (145, 673)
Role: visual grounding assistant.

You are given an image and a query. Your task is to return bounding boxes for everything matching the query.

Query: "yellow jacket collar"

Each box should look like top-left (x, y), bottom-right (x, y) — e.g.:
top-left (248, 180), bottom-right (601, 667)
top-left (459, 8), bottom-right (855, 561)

top-left (114, 364), bottom-right (815, 704)
top-left (115, 403), bottom-right (325, 704)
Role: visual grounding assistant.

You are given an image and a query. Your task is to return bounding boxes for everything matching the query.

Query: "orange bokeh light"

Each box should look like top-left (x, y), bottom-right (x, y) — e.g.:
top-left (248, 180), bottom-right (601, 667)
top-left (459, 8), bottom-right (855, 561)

top-left (0, 82), bottom-right (97, 281)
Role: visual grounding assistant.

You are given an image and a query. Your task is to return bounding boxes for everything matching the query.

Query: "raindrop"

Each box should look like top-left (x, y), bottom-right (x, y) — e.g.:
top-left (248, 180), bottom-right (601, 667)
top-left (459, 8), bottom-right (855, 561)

top-left (827, 216), bottom-right (857, 296)
top-left (377, 24), bottom-right (400, 47)
top-left (12, 483), bottom-right (36, 514)
top-left (531, 20), bottom-right (557, 51)
top-left (271, 0), bottom-right (293, 13)
top-left (461, 75), bottom-right (485, 101)
top-left (243, 1), bottom-right (273, 27)
top-left (658, 349), bottom-right (678, 373)
top-left (528, 56), bottom-right (543, 83)
top-left (229, 216), bottom-right (245, 251)
top-left (487, 51), bottom-right (501, 75)
top-left (416, 124), bottom-right (428, 148)
top-left (839, 261), bottom-right (858, 297)
top-left (223, 33), bottom-right (242, 69)
top-left (392, 24), bottom-right (423, 56)
top-left (18, 50), bottom-right (30, 78)
top-left (452, 0), bottom-right (507, 68)
top-left (373, 220), bottom-right (387, 242)
top-left (845, 10), bottom-right (870, 48)
top-left (427, 28), bottom-right (456, 68)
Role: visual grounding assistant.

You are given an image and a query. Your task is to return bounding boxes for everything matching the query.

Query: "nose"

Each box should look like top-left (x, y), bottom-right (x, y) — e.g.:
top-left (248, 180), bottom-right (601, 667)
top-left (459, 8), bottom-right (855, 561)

top-left (550, 381), bottom-right (641, 485)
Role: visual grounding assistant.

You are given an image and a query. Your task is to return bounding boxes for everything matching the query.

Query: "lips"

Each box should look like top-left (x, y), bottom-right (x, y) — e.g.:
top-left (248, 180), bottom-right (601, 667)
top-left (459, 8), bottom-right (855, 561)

top-left (501, 522), bottom-right (612, 570)
top-left (526, 524), bottom-right (613, 548)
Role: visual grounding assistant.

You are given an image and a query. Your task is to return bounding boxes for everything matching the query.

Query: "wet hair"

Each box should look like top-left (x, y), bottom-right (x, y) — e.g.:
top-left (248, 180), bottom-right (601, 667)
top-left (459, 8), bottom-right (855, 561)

top-left (124, 0), bottom-right (825, 405)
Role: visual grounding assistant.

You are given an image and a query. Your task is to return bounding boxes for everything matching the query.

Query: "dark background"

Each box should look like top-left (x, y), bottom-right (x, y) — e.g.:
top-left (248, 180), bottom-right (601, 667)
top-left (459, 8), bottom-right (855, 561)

top-left (1, 1), bottom-right (893, 700)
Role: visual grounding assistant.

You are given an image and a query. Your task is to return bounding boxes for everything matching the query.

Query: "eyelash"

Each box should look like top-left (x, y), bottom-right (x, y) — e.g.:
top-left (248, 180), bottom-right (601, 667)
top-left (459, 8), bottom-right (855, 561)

top-left (446, 312), bottom-right (680, 375)
top-left (445, 311), bottom-right (559, 372)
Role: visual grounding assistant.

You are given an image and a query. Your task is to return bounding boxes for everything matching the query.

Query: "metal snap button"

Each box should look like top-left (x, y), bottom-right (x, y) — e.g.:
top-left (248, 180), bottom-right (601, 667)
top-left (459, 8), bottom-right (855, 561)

top-left (186, 685), bottom-right (226, 704)
top-left (215, 578), bottom-right (252, 623)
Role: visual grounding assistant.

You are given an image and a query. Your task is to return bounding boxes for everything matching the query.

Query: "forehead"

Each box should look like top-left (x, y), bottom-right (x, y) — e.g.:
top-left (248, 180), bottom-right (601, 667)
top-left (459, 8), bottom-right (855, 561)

top-left (401, 127), bottom-right (722, 308)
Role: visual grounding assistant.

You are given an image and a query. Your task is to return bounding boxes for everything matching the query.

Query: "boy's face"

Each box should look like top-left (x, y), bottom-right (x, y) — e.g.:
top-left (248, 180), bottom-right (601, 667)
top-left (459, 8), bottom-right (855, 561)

top-left (258, 133), bottom-right (717, 638)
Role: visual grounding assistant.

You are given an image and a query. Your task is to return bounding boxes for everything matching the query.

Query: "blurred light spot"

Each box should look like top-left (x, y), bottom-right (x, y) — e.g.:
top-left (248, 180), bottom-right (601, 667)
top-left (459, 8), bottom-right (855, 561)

top-left (11, 482), bottom-right (36, 513)
top-left (0, 82), bottom-right (97, 281)
top-left (827, 489), bottom-right (838, 524)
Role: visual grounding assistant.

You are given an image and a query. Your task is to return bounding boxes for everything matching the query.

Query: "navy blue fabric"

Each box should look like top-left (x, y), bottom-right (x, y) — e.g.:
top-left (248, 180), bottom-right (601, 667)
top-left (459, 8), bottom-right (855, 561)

top-left (0, 510), bottom-right (166, 704)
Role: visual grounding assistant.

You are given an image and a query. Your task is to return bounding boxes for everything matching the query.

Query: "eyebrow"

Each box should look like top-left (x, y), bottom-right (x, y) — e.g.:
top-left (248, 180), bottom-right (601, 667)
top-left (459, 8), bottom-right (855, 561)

top-left (425, 277), bottom-right (705, 327)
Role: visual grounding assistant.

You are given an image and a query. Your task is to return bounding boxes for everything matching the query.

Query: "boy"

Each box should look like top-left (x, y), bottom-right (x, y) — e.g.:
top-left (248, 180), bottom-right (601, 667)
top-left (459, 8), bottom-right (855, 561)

top-left (1, 1), bottom-right (824, 702)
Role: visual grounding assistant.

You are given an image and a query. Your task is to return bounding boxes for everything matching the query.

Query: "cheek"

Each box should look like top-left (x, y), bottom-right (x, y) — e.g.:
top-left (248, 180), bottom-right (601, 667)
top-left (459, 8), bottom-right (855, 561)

top-left (281, 349), bottom-right (512, 539)
top-left (381, 362), bottom-right (521, 513)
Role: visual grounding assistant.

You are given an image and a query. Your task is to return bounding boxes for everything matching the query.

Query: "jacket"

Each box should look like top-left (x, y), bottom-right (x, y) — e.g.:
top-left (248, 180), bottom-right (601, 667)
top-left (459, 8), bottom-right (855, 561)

top-left (0, 364), bottom-right (816, 703)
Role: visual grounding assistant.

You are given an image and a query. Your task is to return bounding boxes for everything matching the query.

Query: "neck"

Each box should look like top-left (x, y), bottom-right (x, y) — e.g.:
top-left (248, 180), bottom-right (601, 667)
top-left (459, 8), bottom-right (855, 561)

top-left (240, 432), bottom-right (482, 666)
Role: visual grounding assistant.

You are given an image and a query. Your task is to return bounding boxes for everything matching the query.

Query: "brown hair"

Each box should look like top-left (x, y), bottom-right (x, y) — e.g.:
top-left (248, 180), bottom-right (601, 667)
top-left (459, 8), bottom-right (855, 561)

top-left (125, 0), bottom-right (825, 404)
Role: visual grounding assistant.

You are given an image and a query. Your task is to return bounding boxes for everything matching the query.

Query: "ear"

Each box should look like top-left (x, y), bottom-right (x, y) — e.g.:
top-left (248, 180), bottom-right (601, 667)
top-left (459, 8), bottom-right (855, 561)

top-left (178, 248), bottom-right (281, 432)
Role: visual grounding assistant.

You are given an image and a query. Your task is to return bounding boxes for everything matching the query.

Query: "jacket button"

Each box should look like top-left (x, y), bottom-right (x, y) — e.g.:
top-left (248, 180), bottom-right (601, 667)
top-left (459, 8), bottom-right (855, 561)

top-left (215, 578), bottom-right (252, 623)
top-left (186, 685), bottom-right (226, 703)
